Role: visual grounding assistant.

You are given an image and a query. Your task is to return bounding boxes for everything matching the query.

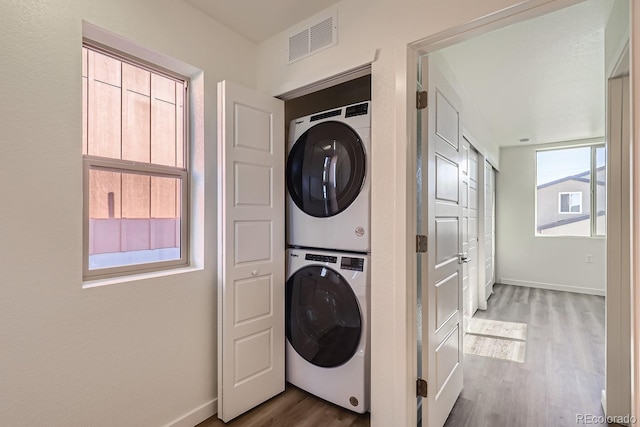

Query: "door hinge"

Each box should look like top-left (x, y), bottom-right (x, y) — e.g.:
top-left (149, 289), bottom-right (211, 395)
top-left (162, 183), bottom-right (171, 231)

top-left (416, 235), bottom-right (428, 253)
top-left (416, 90), bottom-right (428, 110)
top-left (417, 378), bottom-right (428, 398)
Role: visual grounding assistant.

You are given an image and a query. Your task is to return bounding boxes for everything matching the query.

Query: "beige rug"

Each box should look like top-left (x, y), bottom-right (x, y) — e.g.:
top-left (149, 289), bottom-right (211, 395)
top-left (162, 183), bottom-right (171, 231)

top-left (467, 318), bottom-right (527, 341)
top-left (464, 318), bottom-right (528, 363)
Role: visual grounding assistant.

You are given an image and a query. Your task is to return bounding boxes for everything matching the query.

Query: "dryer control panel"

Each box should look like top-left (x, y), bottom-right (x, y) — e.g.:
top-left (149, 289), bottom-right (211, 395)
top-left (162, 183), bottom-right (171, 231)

top-left (345, 103), bottom-right (369, 118)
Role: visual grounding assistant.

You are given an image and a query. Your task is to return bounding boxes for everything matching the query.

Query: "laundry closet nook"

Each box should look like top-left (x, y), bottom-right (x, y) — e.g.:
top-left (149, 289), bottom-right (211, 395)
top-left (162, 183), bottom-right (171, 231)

top-left (283, 73), bottom-right (373, 415)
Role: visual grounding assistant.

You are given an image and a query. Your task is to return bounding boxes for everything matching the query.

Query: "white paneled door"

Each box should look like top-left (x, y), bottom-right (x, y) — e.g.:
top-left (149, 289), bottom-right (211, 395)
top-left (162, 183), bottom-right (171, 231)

top-left (484, 162), bottom-right (495, 299)
top-left (462, 139), bottom-right (479, 331)
top-left (419, 56), bottom-right (464, 427)
top-left (217, 81), bottom-right (285, 422)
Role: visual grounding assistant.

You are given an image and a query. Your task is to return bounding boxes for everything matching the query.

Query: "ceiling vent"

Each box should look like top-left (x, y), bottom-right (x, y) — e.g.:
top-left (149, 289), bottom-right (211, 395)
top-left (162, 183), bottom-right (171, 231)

top-left (287, 10), bottom-right (337, 64)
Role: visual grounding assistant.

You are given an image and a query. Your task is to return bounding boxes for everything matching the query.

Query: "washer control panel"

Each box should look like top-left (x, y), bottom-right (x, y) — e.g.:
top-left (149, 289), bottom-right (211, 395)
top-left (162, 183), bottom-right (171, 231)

top-left (340, 256), bottom-right (365, 272)
top-left (302, 253), bottom-right (365, 272)
top-left (305, 254), bottom-right (338, 263)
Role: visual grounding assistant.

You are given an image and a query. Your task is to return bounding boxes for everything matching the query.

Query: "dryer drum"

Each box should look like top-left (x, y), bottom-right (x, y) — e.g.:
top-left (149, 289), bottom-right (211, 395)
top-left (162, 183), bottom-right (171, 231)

top-left (287, 121), bottom-right (366, 218)
top-left (285, 265), bottom-right (362, 368)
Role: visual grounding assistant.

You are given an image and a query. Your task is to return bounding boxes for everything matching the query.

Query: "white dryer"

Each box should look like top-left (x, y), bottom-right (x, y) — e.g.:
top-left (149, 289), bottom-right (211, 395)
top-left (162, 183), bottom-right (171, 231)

top-left (286, 101), bottom-right (371, 253)
top-left (285, 248), bottom-right (370, 413)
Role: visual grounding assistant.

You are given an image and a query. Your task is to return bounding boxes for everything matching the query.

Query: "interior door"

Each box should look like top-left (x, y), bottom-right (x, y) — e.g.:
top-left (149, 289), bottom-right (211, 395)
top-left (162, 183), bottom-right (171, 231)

top-left (461, 140), bottom-right (470, 332)
top-left (468, 144), bottom-right (479, 317)
top-left (419, 55), bottom-right (464, 427)
top-left (217, 80), bottom-right (285, 422)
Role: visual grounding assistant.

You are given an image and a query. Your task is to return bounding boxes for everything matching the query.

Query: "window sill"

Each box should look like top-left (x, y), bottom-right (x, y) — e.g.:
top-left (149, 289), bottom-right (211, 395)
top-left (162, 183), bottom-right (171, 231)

top-left (82, 265), bottom-right (204, 289)
top-left (534, 234), bottom-right (605, 240)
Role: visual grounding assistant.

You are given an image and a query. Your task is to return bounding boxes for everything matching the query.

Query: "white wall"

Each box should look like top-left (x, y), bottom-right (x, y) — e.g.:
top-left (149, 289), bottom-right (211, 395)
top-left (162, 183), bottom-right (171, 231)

top-left (256, 1), bottom-right (583, 426)
top-left (3, 1), bottom-right (627, 426)
top-left (496, 143), bottom-right (606, 296)
top-left (605, 0), bottom-right (630, 78)
top-left (431, 51), bottom-right (500, 165)
top-left (0, 1), bottom-right (256, 426)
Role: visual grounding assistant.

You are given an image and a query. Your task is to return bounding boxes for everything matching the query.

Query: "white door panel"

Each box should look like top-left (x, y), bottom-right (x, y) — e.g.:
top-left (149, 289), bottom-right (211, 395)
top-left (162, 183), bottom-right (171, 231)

top-left (436, 272), bottom-right (460, 329)
top-left (218, 80), bottom-right (285, 422)
top-left (484, 163), bottom-right (496, 297)
top-left (469, 217), bottom-right (478, 240)
top-left (468, 147), bottom-right (479, 316)
top-left (461, 141), bottom-right (470, 324)
top-left (461, 138), bottom-right (480, 328)
top-left (420, 55), bottom-right (464, 427)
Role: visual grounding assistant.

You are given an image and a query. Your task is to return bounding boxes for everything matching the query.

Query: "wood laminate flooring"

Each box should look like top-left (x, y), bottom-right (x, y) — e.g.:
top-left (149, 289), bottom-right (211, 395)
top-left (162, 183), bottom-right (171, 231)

top-left (199, 284), bottom-right (605, 426)
top-left (196, 384), bottom-right (370, 427)
top-left (444, 284), bottom-right (607, 427)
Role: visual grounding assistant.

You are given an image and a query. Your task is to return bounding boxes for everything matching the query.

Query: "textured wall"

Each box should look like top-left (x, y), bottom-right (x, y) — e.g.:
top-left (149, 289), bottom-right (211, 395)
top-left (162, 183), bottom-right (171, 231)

top-left (255, 1), bottom-right (584, 426)
top-left (497, 143), bottom-right (606, 295)
top-left (0, 1), bottom-right (256, 426)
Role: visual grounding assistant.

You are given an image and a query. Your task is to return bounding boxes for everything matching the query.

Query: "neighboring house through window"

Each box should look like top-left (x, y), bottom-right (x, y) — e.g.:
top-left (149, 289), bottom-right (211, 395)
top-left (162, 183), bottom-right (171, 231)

top-left (558, 191), bottom-right (582, 214)
top-left (82, 42), bottom-right (189, 280)
top-left (536, 144), bottom-right (605, 237)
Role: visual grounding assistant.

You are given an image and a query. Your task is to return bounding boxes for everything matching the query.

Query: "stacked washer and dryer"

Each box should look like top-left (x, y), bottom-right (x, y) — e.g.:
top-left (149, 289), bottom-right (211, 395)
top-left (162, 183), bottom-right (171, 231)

top-left (285, 101), bottom-right (371, 414)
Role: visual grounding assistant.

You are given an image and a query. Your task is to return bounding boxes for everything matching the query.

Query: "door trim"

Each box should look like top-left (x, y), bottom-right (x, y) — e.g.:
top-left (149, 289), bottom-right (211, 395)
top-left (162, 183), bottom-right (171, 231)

top-left (631, 1), bottom-right (640, 420)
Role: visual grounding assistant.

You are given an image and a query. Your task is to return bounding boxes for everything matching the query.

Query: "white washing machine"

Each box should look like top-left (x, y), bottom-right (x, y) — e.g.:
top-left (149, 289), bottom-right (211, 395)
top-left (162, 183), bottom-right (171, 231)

top-left (285, 248), bottom-right (370, 413)
top-left (286, 101), bottom-right (371, 253)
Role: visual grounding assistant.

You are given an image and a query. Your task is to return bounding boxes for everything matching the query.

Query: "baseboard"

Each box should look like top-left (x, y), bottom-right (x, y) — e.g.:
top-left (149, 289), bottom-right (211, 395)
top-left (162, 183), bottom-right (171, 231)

top-left (499, 278), bottom-right (606, 296)
top-left (164, 399), bottom-right (217, 427)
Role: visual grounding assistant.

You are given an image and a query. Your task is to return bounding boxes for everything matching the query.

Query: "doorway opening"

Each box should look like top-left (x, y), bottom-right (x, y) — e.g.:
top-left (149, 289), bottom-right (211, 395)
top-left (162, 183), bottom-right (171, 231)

top-left (414, 0), bottom-right (629, 425)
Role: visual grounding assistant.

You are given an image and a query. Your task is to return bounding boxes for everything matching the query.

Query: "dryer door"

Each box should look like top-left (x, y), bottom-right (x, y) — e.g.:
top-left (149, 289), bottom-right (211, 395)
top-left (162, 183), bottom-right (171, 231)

top-left (286, 265), bottom-right (362, 368)
top-left (287, 121), bottom-right (366, 218)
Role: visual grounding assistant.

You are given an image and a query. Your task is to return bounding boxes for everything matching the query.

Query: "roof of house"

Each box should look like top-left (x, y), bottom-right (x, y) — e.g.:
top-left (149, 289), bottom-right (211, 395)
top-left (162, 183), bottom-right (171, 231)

top-left (537, 210), bottom-right (605, 232)
top-left (537, 165), bottom-right (605, 190)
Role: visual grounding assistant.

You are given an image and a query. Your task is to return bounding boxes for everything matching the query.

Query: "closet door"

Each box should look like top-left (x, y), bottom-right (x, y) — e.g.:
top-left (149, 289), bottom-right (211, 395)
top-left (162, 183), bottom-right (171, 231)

top-left (468, 147), bottom-right (479, 315)
top-left (484, 162), bottom-right (495, 299)
top-left (217, 80), bottom-right (285, 422)
top-left (461, 140), bottom-right (479, 329)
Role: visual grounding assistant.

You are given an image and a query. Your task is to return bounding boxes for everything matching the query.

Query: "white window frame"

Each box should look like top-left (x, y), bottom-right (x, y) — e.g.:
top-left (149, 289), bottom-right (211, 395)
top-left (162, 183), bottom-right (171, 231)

top-left (82, 42), bottom-right (190, 281)
top-left (558, 191), bottom-right (583, 214)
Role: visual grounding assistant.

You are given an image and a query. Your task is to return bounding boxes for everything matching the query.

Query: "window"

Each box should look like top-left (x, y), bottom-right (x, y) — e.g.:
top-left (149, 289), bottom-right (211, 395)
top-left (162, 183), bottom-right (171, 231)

top-left (82, 43), bottom-right (189, 279)
top-left (558, 192), bottom-right (582, 214)
top-left (536, 145), bottom-right (605, 237)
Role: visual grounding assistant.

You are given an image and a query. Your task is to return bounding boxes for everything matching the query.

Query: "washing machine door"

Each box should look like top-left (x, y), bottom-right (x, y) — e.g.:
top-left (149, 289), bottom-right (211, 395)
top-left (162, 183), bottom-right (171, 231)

top-left (286, 265), bottom-right (362, 368)
top-left (287, 121), bottom-right (366, 218)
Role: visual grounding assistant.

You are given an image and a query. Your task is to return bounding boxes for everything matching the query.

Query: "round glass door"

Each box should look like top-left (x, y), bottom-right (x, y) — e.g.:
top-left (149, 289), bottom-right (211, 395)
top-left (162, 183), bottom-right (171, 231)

top-left (287, 121), bottom-right (366, 218)
top-left (286, 265), bottom-right (362, 368)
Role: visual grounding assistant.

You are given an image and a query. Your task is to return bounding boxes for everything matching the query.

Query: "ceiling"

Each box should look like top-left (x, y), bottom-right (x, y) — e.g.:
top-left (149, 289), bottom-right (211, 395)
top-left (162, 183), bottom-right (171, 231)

top-left (182, 0), bottom-right (342, 43)
top-left (440, 0), bottom-right (614, 147)
top-left (182, 0), bottom-right (614, 149)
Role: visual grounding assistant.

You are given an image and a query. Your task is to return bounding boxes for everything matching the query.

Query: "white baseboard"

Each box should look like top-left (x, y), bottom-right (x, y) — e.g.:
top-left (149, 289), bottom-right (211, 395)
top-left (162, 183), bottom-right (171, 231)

top-left (164, 399), bottom-right (217, 427)
top-left (499, 278), bottom-right (606, 296)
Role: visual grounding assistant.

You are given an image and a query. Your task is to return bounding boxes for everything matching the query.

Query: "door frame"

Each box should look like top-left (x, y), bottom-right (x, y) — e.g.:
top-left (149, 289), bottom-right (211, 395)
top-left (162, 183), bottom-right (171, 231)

top-left (631, 1), bottom-right (640, 420)
top-left (396, 1), bottom-right (639, 425)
